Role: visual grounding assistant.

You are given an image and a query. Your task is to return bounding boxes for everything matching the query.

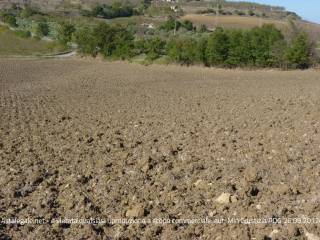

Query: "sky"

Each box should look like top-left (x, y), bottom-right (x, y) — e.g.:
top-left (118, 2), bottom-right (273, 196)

top-left (230, 0), bottom-right (320, 23)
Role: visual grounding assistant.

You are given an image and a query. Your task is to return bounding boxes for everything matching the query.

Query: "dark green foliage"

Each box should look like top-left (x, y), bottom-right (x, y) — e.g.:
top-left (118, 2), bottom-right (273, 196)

top-left (159, 16), bottom-right (180, 32)
top-left (74, 26), bottom-right (98, 56)
top-left (73, 21), bottom-right (313, 69)
top-left (74, 23), bottom-right (134, 59)
top-left (36, 21), bottom-right (49, 37)
top-left (144, 37), bottom-right (166, 60)
top-left (182, 20), bottom-right (194, 31)
top-left (86, 2), bottom-right (134, 19)
top-left (1, 13), bottom-right (17, 27)
top-left (58, 23), bottom-right (75, 44)
top-left (206, 28), bottom-right (229, 66)
top-left (167, 37), bottom-right (197, 65)
top-left (285, 33), bottom-right (311, 69)
top-left (93, 23), bottom-right (134, 59)
top-left (196, 37), bottom-right (208, 65)
top-left (249, 24), bottom-right (285, 67)
top-left (225, 30), bottom-right (246, 66)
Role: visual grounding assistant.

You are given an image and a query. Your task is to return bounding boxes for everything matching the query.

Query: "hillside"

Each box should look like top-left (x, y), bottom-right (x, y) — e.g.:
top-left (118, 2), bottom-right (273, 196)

top-left (181, 14), bottom-right (320, 41)
top-left (0, 0), bottom-right (303, 20)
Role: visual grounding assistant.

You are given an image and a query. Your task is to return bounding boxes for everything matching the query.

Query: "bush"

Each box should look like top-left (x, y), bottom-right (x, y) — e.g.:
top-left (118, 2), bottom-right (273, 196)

top-left (93, 23), bottom-right (134, 59)
top-left (285, 33), bottom-right (311, 69)
top-left (75, 23), bottom-right (134, 59)
top-left (249, 24), bottom-right (285, 67)
top-left (87, 2), bottom-right (134, 19)
top-left (1, 13), bottom-right (17, 27)
top-left (225, 30), bottom-right (246, 66)
top-left (159, 16), bottom-right (180, 32)
top-left (167, 37), bottom-right (197, 65)
top-left (74, 26), bottom-right (98, 56)
top-left (58, 22), bottom-right (75, 44)
top-left (36, 21), bottom-right (49, 37)
top-left (182, 20), bottom-right (194, 31)
top-left (144, 37), bottom-right (166, 60)
top-left (206, 28), bottom-right (229, 66)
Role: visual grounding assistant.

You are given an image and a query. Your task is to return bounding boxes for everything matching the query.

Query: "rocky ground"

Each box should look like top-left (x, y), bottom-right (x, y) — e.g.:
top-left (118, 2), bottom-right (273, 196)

top-left (1, 59), bottom-right (320, 239)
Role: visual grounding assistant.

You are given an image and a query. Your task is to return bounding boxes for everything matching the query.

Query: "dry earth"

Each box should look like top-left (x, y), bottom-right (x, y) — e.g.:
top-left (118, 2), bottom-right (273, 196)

top-left (1, 59), bottom-right (320, 239)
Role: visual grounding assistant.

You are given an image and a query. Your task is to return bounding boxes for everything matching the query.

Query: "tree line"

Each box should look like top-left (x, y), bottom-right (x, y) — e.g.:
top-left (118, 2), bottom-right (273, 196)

top-left (0, 5), bottom-right (317, 69)
top-left (74, 22), bottom-right (316, 69)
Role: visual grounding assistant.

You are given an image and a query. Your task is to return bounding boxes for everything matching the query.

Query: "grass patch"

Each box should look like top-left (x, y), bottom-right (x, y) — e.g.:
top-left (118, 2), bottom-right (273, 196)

top-left (0, 26), bottom-right (69, 56)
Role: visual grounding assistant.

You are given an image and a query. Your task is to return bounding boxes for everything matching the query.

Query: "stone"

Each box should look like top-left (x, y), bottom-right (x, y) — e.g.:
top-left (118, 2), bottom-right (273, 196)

top-left (126, 205), bottom-right (145, 218)
top-left (230, 195), bottom-right (238, 203)
top-left (306, 232), bottom-right (320, 240)
top-left (215, 193), bottom-right (231, 204)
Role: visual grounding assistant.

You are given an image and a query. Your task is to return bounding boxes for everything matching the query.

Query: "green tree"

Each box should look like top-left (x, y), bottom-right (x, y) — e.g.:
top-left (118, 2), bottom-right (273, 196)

top-left (206, 28), bottom-right (229, 66)
top-left (58, 23), bottom-right (75, 44)
top-left (36, 21), bottom-right (49, 37)
top-left (92, 23), bottom-right (134, 59)
top-left (286, 33), bottom-right (311, 69)
top-left (159, 16), bottom-right (181, 32)
top-left (249, 24), bottom-right (284, 67)
top-left (196, 36), bottom-right (208, 65)
top-left (1, 13), bottom-right (17, 27)
top-left (225, 30), bottom-right (245, 66)
top-left (182, 20), bottom-right (194, 31)
top-left (167, 37), bottom-right (197, 65)
top-left (74, 26), bottom-right (98, 56)
top-left (144, 37), bottom-right (166, 60)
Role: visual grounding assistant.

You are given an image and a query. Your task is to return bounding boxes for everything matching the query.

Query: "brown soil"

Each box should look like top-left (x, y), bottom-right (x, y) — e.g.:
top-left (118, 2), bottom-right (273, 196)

top-left (1, 59), bottom-right (320, 239)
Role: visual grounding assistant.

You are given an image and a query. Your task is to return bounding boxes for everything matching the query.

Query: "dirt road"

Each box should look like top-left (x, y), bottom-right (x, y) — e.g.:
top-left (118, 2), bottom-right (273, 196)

top-left (1, 59), bottom-right (320, 239)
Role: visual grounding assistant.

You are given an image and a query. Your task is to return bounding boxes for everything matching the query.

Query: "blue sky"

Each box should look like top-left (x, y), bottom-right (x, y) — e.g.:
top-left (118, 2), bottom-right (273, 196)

top-left (230, 0), bottom-right (320, 23)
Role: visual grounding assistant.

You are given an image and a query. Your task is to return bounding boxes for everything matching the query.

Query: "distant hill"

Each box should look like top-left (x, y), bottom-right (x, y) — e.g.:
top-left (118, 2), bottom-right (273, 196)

top-left (1, 0), bottom-right (319, 42)
top-left (181, 14), bottom-right (320, 42)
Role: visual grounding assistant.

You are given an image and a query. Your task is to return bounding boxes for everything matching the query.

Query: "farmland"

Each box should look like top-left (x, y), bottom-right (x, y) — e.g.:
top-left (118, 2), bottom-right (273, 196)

top-left (181, 14), bottom-right (320, 40)
top-left (1, 59), bottom-right (320, 239)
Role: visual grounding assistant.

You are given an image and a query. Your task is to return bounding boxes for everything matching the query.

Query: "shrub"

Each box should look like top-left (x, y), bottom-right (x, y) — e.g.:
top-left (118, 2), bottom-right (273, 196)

top-left (1, 13), bottom-right (17, 27)
top-left (74, 26), bottom-right (98, 56)
top-left (167, 37), bottom-right (197, 65)
top-left (206, 28), bottom-right (229, 66)
top-left (196, 37), bottom-right (208, 65)
top-left (36, 21), bottom-right (49, 37)
top-left (285, 33), bottom-right (311, 69)
top-left (144, 37), bottom-right (166, 60)
top-left (93, 23), bottom-right (134, 59)
top-left (182, 20), bottom-right (194, 31)
top-left (58, 22), bottom-right (75, 44)
top-left (225, 30), bottom-right (246, 66)
top-left (249, 24), bottom-right (285, 67)
top-left (159, 16), bottom-right (180, 32)
top-left (87, 2), bottom-right (134, 19)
